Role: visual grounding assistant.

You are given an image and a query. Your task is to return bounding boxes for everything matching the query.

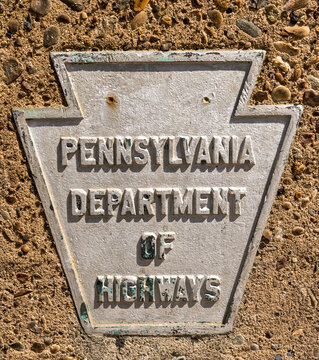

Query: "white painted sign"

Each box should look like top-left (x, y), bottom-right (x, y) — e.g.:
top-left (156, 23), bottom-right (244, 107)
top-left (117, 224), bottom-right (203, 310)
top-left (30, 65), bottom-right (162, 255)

top-left (13, 51), bottom-right (302, 335)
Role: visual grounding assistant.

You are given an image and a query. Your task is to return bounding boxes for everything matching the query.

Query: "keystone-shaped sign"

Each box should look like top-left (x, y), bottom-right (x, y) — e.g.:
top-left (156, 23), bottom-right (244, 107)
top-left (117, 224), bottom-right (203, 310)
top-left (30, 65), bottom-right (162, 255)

top-left (13, 51), bottom-right (302, 335)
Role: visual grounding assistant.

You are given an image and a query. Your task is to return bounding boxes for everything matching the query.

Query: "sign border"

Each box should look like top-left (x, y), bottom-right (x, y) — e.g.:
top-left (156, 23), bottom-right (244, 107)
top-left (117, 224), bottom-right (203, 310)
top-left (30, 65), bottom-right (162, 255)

top-left (12, 51), bottom-right (302, 336)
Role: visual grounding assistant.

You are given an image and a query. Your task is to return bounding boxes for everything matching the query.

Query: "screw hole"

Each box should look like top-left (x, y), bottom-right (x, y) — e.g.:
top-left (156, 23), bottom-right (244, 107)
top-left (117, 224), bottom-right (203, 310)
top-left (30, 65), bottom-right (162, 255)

top-left (203, 97), bottom-right (211, 103)
top-left (106, 96), bottom-right (117, 105)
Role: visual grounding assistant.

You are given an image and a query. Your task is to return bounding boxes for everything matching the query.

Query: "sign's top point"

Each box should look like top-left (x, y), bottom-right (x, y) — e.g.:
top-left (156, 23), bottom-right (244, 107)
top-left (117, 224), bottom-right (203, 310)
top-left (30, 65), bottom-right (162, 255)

top-left (14, 50), bottom-right (301, 123)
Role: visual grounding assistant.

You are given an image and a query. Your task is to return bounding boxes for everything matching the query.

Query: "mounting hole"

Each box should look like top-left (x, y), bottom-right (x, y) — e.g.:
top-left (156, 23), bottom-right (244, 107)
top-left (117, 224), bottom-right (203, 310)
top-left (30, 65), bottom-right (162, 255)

top-left (106, 95), bottom-right (117, 105)
top-left (203, 96), bottom-right (211, 103)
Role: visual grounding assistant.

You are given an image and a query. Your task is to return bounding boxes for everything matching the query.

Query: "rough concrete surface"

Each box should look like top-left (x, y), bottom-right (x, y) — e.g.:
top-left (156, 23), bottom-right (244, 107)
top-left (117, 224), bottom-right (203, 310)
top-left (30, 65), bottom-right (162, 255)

top-left (0, 0), bottom-right (318, 359)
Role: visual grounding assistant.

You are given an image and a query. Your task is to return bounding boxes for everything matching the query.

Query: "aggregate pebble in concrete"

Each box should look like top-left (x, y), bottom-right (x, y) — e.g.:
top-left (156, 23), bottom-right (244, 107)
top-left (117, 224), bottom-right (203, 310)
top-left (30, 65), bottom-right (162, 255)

top-left (30, 0), bottom-right (52, 16)
top-left (43, 25), bottom-right (60, 47)
top-left (236, 19), bottom-right (262, 38)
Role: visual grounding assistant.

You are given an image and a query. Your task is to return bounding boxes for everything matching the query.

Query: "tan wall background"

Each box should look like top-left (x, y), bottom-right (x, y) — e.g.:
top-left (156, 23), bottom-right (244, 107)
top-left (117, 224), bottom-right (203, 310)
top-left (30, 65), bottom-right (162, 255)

top-left (0, 0), bottom-right (318, 359)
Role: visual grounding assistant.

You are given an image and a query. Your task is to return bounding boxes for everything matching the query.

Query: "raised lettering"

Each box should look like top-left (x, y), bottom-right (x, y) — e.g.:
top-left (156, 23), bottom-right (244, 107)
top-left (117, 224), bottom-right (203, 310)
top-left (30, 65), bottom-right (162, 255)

top-left (196, 136), bottom-right (211, 164)
top-left (173, 188), bottom-right (193, 215)
top-left (70, 189), bottom-right (87, 216)
top-left (79, 137), bottom-right (97, 166)
top-left (121, 188), bottom-right (136, 215)
top-left (98, 137), bottom-right (114, 165)
top-left (157, 276), bottom-right (177, 302)
top-left (133, 136), bottom-right (149, 165)
top-left (158, 232), bottom-right (175, 259)
top-left (194, 187), bottom-right (211, 215)
top-left (229, 187), bottom-right (246, 215)
top-left (187, 275), bottom-right (205, 302)
top-left (238, 135), bottom-right (255, 165)
top-left (138, 189), bottom-right (155, 216)
top-left (89, 189), bottom-right (105, 216)
top-left (122, 276), bottom-right (137, 302)
top-left (61, 137), bottom-right (77, 166)
top-left (115, 137), bottom-right (132, 165)
top-left (106, 188), bottom-right (122, 216)
top-left (212, 187), bottom-right (228, 215)
top-left (205, 275), bottom-right (221, 302)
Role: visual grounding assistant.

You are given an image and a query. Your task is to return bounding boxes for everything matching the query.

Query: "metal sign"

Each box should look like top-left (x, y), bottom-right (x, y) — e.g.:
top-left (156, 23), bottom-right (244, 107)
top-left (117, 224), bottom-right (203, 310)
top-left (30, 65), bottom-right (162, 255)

top-left (13, 51), bottom-right (302, 335)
